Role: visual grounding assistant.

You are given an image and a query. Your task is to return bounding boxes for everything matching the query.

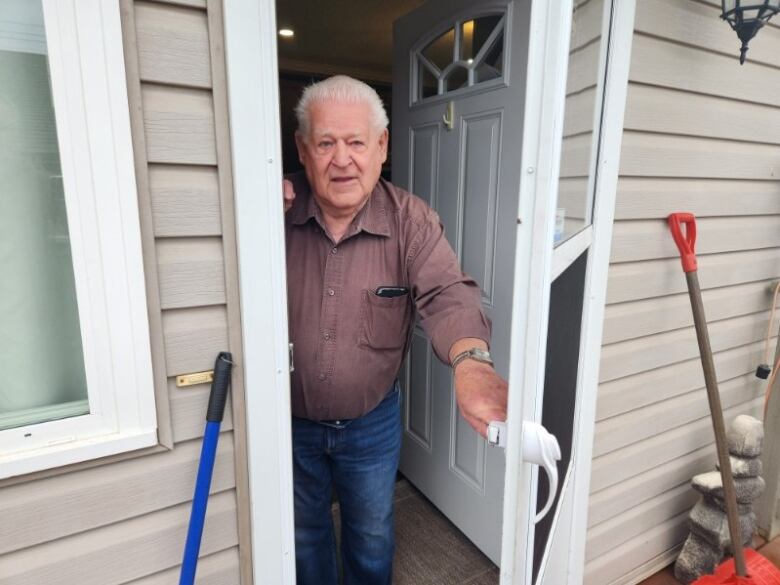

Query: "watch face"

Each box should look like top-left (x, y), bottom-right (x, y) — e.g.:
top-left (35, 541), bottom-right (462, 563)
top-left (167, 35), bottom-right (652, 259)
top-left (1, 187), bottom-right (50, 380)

top-left (470, 349), bottom-right (492, 363)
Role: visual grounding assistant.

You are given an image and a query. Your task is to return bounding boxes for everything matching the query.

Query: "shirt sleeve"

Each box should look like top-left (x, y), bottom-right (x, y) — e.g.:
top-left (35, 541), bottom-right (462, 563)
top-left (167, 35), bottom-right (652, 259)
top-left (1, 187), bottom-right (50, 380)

top-left (406, 208), bottom-right (492, 364)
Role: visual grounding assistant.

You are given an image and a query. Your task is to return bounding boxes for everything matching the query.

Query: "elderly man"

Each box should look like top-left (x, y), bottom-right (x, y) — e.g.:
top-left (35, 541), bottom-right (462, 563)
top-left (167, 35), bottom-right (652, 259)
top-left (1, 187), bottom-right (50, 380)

top-left (284, 75), bottom-right (507, 585)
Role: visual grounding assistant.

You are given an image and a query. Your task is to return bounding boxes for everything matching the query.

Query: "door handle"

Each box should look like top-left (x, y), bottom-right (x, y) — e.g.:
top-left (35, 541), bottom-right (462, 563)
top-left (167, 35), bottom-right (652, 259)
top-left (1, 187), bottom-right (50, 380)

top-left (442, 101), bottom-right (454, 131)
top-left (487, 420), bottom-right (562, 524)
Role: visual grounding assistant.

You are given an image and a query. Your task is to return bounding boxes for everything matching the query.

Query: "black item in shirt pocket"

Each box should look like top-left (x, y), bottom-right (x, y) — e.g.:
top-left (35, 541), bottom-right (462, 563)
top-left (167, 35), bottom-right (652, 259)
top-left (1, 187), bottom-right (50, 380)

top-left (375, 286), bottom-right (410, 298)
top-left (360, 290), bottom-right (411, 350)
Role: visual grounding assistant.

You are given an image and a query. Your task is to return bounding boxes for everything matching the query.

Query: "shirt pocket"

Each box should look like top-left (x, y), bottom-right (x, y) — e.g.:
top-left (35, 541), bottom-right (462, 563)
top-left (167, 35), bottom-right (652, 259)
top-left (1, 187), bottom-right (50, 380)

top-left (360, 290), bottom-right (411, 350)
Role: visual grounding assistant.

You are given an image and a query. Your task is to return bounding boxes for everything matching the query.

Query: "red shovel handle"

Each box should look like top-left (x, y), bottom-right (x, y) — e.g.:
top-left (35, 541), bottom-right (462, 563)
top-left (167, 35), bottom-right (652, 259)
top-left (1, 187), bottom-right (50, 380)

top-left (668, 212), bottom-right (698, 273)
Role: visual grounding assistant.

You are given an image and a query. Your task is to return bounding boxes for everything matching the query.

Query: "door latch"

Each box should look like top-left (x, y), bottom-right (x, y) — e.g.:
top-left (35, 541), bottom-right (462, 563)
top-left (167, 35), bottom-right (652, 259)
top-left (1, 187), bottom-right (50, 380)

top-left (289, 343), bottom-right (295, 372)
top-left (487, 420), bottom-right (562, 524)
top-left (487, 420), bottom-right (507, 447)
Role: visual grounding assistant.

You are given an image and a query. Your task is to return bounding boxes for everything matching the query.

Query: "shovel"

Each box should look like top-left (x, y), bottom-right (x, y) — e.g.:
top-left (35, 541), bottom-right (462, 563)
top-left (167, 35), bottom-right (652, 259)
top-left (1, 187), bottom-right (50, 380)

top-left (668, 213), bottom-right (780, 585)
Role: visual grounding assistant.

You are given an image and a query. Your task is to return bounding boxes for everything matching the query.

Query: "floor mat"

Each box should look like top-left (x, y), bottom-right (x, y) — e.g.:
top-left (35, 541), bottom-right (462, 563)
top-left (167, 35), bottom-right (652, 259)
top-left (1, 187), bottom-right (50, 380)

top-left (332, 478), bottom-right (499, 584)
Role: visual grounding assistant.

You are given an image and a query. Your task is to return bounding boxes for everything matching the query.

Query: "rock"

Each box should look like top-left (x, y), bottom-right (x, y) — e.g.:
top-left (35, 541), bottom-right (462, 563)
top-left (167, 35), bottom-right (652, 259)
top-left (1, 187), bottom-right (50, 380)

top-left (727, 415), bottom-right (764, 458)
top-left (688, 498), bottom-right (755, 549)
top-left (675, 414), bottom-right (765, 583)
top-left (674, 532), bottom-right (722, 584)
top-left (692, 471), bottom-right (765, 503)
top-left (704, 494), bottom-right (753, 516)
top-left (717, 455), bottom-right (762, 478)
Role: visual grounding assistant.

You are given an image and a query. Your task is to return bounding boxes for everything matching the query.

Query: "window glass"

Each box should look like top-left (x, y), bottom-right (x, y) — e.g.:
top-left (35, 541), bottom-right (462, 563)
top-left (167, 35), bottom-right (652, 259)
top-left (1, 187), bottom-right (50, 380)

top-left (459, 15), bottom-right (502, 62)
top-left (444, 66), bottom-right (468, 92)
top-left (419, 62), bottom-right (438, 100)
top-left (474, 30), bottom-right (503, 83)
top-left (422, 28), bottom-right (455, 72)
top-left (0, 0), bottom-right (89, 431)
top-left (554, 0), bottom-right (606, 246)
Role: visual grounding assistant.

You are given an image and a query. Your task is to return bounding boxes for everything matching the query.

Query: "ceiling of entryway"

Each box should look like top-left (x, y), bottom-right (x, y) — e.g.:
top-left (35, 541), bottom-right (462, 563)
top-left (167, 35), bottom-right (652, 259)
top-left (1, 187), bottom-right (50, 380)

top-left (275, 0), bottom-right (426, 83)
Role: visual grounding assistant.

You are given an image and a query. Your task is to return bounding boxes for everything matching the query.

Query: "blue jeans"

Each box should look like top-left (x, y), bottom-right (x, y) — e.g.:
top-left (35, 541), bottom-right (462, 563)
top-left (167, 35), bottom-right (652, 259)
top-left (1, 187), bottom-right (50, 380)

top-left (292, 382), bottom-right (402, 585)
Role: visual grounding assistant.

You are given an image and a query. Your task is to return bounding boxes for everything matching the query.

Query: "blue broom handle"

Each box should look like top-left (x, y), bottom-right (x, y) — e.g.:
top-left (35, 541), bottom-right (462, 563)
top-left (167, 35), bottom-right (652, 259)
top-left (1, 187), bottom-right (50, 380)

top-left (179, 352), bottom-right (233, 585)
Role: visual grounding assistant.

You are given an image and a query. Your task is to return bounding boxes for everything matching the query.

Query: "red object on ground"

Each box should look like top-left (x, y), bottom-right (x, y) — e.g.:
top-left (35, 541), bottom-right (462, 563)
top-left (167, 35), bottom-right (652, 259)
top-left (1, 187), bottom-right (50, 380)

top-left (694, 549), bottom-right (780, 585)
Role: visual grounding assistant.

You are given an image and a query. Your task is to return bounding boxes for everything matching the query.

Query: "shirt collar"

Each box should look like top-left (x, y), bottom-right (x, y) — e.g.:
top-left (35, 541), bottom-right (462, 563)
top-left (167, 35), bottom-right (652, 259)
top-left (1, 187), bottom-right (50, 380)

top-left (289, 175), bottom-right (391, 239)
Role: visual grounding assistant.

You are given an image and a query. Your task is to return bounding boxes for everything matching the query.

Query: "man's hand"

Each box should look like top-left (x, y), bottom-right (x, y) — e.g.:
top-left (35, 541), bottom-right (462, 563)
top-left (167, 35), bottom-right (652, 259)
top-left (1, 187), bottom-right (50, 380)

top-left (283, 179), bottom-right (296, 213)
top-left (454, 359), bottom-right (508, 439)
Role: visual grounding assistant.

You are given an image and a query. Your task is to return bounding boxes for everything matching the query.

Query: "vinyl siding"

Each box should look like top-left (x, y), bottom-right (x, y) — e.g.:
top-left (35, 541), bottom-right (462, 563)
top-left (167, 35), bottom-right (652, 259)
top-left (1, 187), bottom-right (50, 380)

top-left (557, 0), bottom-right (604, 238)
top-left (0, 1), bottom-right (250, 583)
top-left (584, 1), bottom-right (780, 583)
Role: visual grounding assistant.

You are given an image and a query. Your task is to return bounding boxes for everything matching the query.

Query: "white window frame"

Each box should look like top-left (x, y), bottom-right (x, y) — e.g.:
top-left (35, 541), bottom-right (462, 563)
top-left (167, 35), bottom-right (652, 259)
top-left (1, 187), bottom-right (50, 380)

top-left (0, 0), bottom-right (157, 479)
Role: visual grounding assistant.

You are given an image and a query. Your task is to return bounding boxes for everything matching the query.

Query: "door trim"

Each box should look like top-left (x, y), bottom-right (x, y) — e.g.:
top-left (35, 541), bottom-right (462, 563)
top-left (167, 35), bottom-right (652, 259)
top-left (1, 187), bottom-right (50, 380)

top-left (222, 1), bottom-right (296, 584)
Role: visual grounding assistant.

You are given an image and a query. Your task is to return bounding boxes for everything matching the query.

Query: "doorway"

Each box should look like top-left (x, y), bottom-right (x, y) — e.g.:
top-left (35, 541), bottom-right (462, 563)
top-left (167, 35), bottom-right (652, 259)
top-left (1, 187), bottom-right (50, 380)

top-left (274, 1), bottom-right (502, 582)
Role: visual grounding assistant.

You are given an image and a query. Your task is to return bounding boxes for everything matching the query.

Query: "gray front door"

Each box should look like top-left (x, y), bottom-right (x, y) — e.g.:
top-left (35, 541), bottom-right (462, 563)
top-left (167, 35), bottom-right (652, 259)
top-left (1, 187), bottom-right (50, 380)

top-left (392, 0), bottom-right (532, 564)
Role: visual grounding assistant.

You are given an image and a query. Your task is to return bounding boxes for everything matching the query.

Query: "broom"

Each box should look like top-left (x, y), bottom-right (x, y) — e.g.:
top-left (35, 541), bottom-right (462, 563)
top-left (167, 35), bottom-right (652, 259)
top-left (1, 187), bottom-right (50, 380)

top-left (668, 213), bottom-right (780, 585)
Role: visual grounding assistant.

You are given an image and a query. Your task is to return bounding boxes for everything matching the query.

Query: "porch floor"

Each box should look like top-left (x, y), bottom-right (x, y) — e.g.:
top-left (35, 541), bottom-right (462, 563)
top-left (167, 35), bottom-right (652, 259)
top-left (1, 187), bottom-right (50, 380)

top-left (333, 476), bottom-right (500, 584)
top-left (638, 536), bottom-right (780, 585)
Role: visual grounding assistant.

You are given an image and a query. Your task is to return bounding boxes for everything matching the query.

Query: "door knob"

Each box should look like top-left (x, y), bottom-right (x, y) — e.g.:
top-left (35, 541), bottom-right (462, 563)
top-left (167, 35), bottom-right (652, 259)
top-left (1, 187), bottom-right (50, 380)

top-left (487, 420), bottom-right (562, 524)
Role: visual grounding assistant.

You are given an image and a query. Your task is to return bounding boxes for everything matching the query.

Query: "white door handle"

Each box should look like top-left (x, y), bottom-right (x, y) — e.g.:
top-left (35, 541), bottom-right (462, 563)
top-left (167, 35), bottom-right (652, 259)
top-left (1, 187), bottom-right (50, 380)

top-left (487, 420), bottom-right (562, 524)
top-left (522, 421), bottom-right (561, 523)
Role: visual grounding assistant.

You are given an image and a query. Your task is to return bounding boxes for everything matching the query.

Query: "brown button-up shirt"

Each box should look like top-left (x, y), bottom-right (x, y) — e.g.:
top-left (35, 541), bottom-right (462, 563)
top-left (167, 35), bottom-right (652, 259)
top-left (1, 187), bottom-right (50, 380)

top-left (285, 173), bottom-right (490, 420)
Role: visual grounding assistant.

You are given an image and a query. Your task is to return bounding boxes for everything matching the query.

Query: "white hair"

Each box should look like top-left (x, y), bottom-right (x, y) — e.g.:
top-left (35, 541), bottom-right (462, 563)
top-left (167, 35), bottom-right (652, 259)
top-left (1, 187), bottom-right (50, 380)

top-left (295, 75), bottom-right (389, 138)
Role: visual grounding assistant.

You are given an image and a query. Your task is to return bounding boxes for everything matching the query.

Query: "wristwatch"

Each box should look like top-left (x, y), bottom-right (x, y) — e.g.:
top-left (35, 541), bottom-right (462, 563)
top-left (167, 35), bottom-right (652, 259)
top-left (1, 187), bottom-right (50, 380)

top-left (451, 347), bottom-right (493, 370)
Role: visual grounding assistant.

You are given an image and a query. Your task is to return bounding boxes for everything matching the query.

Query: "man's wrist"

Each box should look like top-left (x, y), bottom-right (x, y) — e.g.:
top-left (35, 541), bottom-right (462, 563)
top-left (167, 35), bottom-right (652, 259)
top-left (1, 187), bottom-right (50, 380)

top-left (451, 347), bottom-right (493, 371)
top-left (449, 337), bottom-right (488, 362)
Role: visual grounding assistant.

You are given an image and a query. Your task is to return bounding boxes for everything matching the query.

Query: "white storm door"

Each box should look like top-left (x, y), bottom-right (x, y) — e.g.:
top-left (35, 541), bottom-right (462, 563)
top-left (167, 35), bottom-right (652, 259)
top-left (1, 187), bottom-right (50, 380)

top-left (506, 1), bottom-right (635, 584)
top-left (392, 0), bottom-right (533, 566)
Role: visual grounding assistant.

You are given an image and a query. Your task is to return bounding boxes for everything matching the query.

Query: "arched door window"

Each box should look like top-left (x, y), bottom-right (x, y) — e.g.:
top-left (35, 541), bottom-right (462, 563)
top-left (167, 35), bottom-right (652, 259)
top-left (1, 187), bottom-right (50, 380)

top-left (414, 13), bottom-right (506, 102)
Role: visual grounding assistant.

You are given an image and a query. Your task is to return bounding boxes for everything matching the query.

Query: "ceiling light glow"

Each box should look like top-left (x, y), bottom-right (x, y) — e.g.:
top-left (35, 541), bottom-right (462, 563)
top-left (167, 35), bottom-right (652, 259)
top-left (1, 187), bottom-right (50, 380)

top-left (279, 28), bottom-right (295, 38)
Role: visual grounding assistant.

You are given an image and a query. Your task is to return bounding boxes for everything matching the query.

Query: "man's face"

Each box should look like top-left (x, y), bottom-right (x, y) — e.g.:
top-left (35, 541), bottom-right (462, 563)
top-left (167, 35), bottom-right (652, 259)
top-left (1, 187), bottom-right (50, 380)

top-left (296, 100), bottom-right (388, 216)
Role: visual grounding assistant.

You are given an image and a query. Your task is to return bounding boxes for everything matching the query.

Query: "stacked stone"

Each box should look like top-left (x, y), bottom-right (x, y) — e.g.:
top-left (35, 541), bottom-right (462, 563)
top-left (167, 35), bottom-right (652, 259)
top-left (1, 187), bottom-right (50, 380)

top-left (674, 415), bottom-right (765, 584)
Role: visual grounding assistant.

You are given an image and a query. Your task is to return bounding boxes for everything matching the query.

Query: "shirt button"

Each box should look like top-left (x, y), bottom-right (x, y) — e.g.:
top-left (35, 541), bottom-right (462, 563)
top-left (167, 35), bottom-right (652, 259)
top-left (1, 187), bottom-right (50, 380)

top-left (327, 289), bottom-right (335, 296)
top-left (335, 420), bottom-right (341, 425)
top-left (318, 373), bottom-right (326, 381)
top-left (331, 247), bottom-right (338, 254)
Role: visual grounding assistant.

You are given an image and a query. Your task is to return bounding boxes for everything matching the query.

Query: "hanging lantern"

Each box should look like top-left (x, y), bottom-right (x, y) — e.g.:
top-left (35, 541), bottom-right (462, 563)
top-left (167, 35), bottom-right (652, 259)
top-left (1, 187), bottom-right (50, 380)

top-left (721, 0), bottom-right (780, 64)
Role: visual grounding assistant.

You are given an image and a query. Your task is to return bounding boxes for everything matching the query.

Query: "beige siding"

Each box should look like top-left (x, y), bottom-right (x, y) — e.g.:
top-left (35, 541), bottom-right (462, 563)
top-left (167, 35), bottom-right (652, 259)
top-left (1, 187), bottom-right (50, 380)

top-left (0, 1), bottom-right (250, 583)
top-left (558, 0), bottom-right (605, 236)
top-left (585, 1), bottom-right (780, 583)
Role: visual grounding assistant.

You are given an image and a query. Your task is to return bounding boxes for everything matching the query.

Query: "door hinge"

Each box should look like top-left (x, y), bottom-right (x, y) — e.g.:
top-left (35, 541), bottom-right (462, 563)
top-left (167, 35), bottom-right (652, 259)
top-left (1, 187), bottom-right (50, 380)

top-left (289, 343), bottom-right (295, 372)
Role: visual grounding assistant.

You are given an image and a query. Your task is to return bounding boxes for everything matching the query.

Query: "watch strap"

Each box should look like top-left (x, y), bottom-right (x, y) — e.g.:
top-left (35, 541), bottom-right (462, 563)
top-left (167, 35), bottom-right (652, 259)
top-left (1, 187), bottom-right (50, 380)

top-left (451, 347), bottom-right (493, 370)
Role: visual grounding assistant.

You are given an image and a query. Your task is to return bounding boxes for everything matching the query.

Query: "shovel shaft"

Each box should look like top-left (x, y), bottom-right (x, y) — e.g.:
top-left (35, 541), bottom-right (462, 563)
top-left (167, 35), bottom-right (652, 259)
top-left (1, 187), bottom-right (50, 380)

top-left (685, 271), bottom-right (747, 576)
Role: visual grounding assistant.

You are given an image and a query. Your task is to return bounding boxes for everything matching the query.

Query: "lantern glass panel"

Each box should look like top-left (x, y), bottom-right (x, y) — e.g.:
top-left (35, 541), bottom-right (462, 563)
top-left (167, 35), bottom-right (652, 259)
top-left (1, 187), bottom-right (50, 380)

top-left (743, 8), bottom-right (760, 18)
top-left (723, 0), bottom-right (737, 12)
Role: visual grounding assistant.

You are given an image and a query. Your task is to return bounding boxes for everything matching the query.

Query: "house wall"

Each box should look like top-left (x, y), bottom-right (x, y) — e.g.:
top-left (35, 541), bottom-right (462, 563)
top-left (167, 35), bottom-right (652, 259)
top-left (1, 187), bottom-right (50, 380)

top-left (584, 1), bottom-right (780, 583)
top-left (0, 1), bottom-right (252, 583)
top-left (557, 0), bottom-right (604, 240)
